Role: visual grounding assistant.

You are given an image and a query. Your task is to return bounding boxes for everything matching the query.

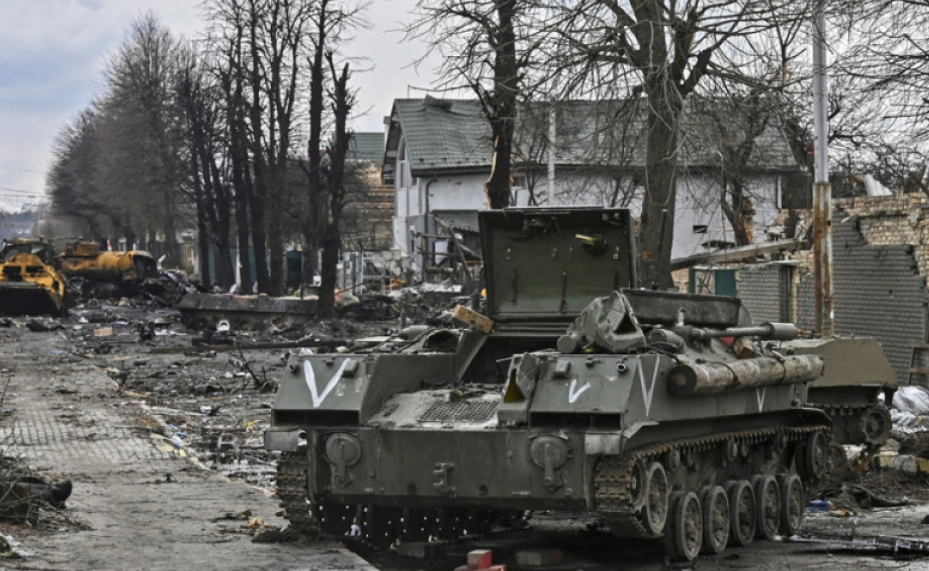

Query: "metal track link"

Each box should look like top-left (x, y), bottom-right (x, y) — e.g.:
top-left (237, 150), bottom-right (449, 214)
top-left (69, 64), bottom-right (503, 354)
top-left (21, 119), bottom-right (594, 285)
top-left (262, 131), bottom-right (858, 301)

top-left (595, 424), bottom-right (828, 539)
top-left (276, 451), bottom-right (319, 534)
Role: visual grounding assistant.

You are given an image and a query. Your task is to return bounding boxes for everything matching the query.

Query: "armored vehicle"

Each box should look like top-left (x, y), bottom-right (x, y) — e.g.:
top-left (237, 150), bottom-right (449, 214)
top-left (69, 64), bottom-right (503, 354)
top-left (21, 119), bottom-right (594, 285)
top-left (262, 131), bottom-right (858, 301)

top-left (59, 241), bottom-right (158, 282)
top-left (785, 337), bottom-right (896, 447)
top-left (265, 208), bottom-right (830, 561)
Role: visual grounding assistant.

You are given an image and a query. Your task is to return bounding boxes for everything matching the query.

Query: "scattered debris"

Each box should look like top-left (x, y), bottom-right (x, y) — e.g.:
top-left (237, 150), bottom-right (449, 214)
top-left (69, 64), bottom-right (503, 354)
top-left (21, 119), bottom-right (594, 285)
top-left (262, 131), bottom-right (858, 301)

top-left (792, 534), bottom-right (929, 557)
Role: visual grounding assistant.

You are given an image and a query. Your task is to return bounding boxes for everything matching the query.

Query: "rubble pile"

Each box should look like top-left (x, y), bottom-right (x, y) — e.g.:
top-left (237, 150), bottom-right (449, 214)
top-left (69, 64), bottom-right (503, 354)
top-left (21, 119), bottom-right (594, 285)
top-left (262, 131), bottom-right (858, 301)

top-left (1, 299), bottom-right (389, 493)
top-left (69, 270), bottom-right (203, 308)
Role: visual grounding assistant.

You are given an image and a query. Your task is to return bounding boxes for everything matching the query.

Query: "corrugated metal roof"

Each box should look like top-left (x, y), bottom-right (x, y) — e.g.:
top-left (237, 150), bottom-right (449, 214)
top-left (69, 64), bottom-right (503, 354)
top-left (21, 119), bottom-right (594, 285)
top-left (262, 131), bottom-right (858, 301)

top-left (387, 98), bottom-right (801, 177)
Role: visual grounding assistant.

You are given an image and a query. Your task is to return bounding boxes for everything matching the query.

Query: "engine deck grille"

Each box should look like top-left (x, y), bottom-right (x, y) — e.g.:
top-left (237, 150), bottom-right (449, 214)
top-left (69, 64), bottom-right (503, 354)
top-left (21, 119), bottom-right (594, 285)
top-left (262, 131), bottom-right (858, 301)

top-left (419, 401), bottom-right (498, 422)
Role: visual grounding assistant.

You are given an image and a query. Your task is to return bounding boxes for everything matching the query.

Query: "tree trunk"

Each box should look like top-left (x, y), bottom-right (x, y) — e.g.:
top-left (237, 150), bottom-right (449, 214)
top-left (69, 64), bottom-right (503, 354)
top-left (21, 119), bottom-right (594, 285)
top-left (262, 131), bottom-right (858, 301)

top-left (249, 177), bottom-right (271, 294)
top-left (485, 132), bottom-right (513, 208)
top-left (638, 87), bottom-right (681, 290)
top-left (161, 183), bottom-right (180, 268)
top-left (147, 223), bottom-right (157, 253)
top-left (482, 0), bottom-right (519, 209)
top-left (305, 1), bottom-right (327, 291)
top-left (302, 239), bottom-right (316, 285)
top-left (197, 211), bottom-right (212, 287)
top-left (267, 185), bottom-right (285, 295)
top-left (235, 186), bottom-right (252, 293)
top-left (318, 224), bottom-right (339, 319)
top-left (214, 235), bottom-right (234, 289)
top-left (721, 184), bottom-right (756, 247)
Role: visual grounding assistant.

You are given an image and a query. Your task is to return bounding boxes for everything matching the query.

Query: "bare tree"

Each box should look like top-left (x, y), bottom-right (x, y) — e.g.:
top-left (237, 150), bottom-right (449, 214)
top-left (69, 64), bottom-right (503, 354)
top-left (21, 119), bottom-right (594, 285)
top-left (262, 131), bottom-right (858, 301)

top-left (207, 0), bottom-right (257, 292)
top-left (544, 0), bottom-right (810, 288)
top-left (95, 12), bottom-right (188, 264)
top-left (304, 0), bottom-right (365, 289)
top-left (409, 0), bottom-right (543, 208)
top-left (317, 56), bottom-right (357, 317)
top-left (47, 109), bottom-right (114, 238)
top-left (178, 50), bottom-right (236, 289)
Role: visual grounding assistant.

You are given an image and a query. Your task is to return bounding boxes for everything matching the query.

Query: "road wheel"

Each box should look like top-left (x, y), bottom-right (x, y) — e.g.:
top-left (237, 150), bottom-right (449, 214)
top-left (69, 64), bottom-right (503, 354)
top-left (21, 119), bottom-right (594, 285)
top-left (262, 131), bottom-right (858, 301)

top-left (779, 474), bottom-right (804, 536)
top-left (860, 407), bottom-right (891, 447)
top-left (727, 479), bottom-right (756, 547)
top-left (643, 461), bottom-right (670, 536)
top-left (665, 491), bottom-right (703, 562)
top-left (805, 431), bottom-right (828, 480)
top-left (700, 485), bottom-right (729, 554)
top-left (629, 460), bottom-right (647, 510)
top-left (753, 475), bottom-right (781, 540)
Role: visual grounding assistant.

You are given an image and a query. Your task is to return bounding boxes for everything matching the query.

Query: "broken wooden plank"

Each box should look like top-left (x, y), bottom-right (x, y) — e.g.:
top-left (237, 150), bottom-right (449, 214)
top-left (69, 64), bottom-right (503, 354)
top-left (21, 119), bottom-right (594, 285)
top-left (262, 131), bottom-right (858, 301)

top-left (452, 305), bottom-right (494, 334)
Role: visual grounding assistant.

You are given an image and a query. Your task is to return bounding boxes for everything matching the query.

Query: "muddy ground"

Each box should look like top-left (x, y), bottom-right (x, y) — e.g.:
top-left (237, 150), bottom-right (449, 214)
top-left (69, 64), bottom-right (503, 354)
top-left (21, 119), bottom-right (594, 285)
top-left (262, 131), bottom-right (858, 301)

top-left (2, 302), bottom-right (929, 570)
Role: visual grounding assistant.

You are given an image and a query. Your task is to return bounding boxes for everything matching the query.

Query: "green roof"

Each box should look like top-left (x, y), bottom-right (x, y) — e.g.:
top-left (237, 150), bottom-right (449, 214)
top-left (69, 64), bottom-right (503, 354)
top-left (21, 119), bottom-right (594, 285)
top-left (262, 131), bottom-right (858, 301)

top-left (385, 98), bottom-right (801, 178)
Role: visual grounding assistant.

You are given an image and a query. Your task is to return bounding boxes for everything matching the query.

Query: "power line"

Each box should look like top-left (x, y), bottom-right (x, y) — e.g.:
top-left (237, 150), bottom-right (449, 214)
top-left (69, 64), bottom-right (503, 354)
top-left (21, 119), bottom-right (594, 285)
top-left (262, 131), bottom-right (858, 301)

top-left (0, 166), bottom-right (44, 174)
top-left (0, 186), bottom-right (43, 196)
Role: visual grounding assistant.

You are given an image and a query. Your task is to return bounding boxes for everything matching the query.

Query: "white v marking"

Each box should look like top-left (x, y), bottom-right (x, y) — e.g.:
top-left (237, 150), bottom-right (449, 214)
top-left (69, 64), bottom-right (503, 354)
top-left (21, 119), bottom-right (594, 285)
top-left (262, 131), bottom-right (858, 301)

top-left (304, 359), bottom-right (350, 408)
top-left (568, 379), bottom-right (591, 404)
top-left (638, 360), bottom-right (659, 417)
top-left (756, 387), bottom-right (767, 412)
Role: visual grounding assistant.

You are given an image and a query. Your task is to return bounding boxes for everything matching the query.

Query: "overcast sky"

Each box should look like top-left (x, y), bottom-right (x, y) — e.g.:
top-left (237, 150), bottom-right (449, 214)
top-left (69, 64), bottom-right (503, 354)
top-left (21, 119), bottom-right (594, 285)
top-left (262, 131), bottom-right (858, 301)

top-left (0, 0), bottom-right (440, 211)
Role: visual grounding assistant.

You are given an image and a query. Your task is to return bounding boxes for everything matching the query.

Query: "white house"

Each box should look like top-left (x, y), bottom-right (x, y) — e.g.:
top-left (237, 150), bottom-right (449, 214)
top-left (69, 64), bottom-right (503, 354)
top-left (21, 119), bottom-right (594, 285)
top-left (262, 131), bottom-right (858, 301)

top-left (382, 97), bottom-right (803, 270)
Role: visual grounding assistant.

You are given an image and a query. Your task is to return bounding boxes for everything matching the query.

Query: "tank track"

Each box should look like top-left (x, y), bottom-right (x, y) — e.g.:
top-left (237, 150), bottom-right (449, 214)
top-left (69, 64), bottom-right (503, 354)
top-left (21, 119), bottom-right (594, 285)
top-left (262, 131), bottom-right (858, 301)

top-left (810, 402), bottom-right (891, 447)
top-left (595, 425), bottom-right (827, 538)
top-left (276, 451), bottom-right (319, 534)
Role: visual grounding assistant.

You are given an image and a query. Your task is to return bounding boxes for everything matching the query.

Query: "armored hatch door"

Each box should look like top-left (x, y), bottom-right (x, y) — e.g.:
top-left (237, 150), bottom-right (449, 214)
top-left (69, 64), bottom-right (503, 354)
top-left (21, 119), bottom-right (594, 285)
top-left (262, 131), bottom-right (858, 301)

top-left (479, 208), bottom-right (637, 323)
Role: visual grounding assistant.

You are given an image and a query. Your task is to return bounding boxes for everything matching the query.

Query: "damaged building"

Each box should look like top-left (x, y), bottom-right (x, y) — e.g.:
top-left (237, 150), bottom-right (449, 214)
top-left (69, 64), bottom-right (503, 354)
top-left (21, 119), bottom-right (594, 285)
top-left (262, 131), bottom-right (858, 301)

top-left (732, 194), bottom-right (929, 384)
top-left (383, 96), bottom-right (806, 279)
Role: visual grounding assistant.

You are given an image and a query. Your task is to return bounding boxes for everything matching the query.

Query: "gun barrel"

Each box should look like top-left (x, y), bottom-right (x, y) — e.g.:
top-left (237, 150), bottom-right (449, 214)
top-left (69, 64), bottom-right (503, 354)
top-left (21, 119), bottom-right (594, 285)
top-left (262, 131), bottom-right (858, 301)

top-left (692, 322), bottom-right (798, 342)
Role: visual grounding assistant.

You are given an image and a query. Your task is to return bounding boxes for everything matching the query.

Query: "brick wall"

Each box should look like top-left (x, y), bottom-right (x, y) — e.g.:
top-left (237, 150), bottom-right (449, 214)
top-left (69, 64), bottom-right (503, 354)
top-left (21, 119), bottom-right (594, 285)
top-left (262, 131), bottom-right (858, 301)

top-left (739, 263), bottom-right (792, 323)
top-left (793, 214), bottom-right (927, 380)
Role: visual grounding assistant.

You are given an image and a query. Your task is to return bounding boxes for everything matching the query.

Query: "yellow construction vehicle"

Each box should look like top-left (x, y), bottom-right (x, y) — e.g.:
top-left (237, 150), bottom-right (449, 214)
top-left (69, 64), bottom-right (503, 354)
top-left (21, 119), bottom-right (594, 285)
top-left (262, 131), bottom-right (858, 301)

top-left (0, 239), bottom-right (72, 316)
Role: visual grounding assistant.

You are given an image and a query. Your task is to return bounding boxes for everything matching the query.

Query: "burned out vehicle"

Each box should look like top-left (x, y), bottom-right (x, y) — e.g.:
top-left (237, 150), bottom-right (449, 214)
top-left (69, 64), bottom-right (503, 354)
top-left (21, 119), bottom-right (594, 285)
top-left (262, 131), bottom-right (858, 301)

top-left (265, 208), bottom-right (830, 561)
top-left (0, 238), bottom-right (73, 316)
top-left (59, 241), bottom-right (158, 282)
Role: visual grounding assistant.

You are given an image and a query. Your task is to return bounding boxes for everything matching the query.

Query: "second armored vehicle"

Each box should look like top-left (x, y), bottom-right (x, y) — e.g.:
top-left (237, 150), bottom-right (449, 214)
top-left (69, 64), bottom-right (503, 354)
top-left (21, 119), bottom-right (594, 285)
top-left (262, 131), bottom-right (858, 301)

top-left (265, 208), bottom-right (830, 561)
top-left (786, 337), bottom-right (896, 448)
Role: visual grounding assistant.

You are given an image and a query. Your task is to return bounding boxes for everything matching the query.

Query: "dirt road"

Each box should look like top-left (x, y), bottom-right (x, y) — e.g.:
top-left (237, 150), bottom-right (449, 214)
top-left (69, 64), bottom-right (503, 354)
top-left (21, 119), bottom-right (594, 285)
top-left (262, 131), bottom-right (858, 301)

top-left (0, 327), bottom-right (375, 571)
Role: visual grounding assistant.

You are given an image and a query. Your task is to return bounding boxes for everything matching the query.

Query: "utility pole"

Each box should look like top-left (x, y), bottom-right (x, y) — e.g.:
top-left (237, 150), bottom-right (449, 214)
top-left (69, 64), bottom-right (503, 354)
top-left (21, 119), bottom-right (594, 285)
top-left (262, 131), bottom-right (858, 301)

top-left (547, 103), bottom-right (556, 205)
top-left (812, 1), bottom-right (835, 337)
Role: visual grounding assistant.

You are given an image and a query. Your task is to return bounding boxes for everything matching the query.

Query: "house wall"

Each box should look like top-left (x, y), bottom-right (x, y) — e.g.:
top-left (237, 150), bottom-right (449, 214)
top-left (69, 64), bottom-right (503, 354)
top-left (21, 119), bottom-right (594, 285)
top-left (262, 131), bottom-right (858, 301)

top-left (392, 166), bottom-right (785, 263)
top-left (673, 173), bottom-right (783, 260)
top-left (389, 121), bottom-right (789, 277)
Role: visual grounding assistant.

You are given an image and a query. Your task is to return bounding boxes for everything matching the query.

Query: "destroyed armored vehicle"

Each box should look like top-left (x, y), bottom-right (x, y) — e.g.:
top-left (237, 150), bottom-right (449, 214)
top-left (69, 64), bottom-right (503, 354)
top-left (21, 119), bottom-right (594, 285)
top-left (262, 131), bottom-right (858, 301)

top-left (266, 208), bottom-right (830, 561)
top-left (0, 238), bottom-right (73, 316)
top-left (784, 337), bottom-right (896, 447)
top-left (59, 241), bottom-right (158, 282)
